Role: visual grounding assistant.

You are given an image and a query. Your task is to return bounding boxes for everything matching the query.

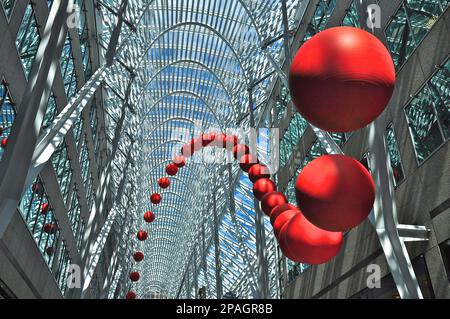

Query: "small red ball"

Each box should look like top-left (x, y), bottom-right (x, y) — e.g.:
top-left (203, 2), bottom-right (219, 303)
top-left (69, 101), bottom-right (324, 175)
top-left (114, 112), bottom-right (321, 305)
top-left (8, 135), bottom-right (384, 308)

top-left (226, 135), bottom-right (239, 147)
top-left (248, 164), bottom-right (271, 183)
top-left (232, 144), bottom-right (249, 159)
top-left (150, 193), bottom-right (161, 204)
top-left (181, 144), bottom-right (194, 157)
top-left (158, 177), bottom-right (170, 189)
top-left (260, 191), bottom-right (287, 216)
top-left (270, 203), bottom-right (299, 224)
top-left (43, 223), bottom-right (55, 234)
top-left (126, 291), bottom-right (136, 299)
top-left (32, 182), bottom-right (40, 193)
top-left (1, 137), bottom-right (8, 148)
top-left (46, 247), bottom-right (55, 256)
top-left (129, 271), bottom-right (140, 282)
top-left (173, 155), bottom-right (186, 167)
top-left (239, 154), bottom-right (258, 172)
top-left (295, 154), bottom-right (375, 231)
top-left (144, 211), bottom-right (155, 223)
top-left (211, 133), bottom-right (227, 148)
top-left (41, 203), bottom-right (50, 214)
top-left (133, 251), bottom-right (144, 262)
top-left (273, 209), bottom-right (298, 238)
top-left (166, 163), bottom-right (178, 176)
top-left (137, 230), bottom-right (148, 241)
top-left (281, 212), bottom-right (343, 264)
top-left (252, 178), bottom-right (276, 201)
top-left (201, 132), bottom-right (216, 146)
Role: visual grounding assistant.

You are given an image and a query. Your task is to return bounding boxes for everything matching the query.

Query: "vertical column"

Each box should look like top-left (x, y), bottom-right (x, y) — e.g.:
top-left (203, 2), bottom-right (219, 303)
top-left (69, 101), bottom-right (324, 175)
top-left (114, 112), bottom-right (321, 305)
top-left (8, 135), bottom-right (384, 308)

top-left (212, 191), bottom-right (223, 298)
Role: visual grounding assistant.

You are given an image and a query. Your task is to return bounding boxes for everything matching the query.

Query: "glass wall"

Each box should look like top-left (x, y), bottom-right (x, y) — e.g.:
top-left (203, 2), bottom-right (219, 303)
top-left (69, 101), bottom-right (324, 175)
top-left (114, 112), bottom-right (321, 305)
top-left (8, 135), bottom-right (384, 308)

top-left (385, 124), bottom-right (405, 186)
top-left (0, 80), bottom-right (15, 161)
top-left (16, 1), bottom-right (40, 78)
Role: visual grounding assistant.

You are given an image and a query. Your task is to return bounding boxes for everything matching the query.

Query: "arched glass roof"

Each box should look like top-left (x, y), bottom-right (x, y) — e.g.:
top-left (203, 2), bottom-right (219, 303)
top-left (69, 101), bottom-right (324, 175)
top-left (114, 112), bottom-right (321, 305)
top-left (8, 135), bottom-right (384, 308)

top-left (97, 0), bottom-right (307, 298)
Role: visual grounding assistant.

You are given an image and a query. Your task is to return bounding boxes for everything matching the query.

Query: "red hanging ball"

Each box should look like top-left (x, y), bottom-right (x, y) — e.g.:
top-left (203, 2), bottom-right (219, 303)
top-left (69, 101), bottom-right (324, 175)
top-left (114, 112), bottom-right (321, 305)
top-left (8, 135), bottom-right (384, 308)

top-left (289, 26), bottom-right (395, 132)
top-left (32, 182), bottom-right (40, 193)
top-left (181, 143), bottom-right (194, 157)
top-left (137, 230), bottom-right (148, 241)
top-left (260, 191), bottom-right (287, 216)
top-left (41, 203), bottom-right (50, 214)
top-left (129, 271), bottom-right (140, 282)
top-left (225, 135), bottom-right (239, 148)
top-left (45, 247), bottom-right (55, 256)
top-left (270, 203), bottom-right (299, 224)
top-left (252, 178), bottom-right (276, 201)
top-left (126, 291), bottom-right (136, 299)
top-left (133, 251), bottom-right (144, 262)
top-left (211, 133), bottom-right (227, 148)
top-left (248, 164), bottom-right (271, 183)
top-left (165, 163), bottom-right (178, 176)
top-left (1, 137), bottom-right (8, 148)
top-left (173, 155), bottom-right (186, 168)
top-left (295, 154), bottom-right (375, 231)
top-left (280, 211), bottom-right (343, 264)
top-left (43, 223), bottom-right (55, 234)
top-left (232, 144), bottom-right (249, 159)
top-left (201, 132), bottom-right (216, 146)
top-left (273, 209), bottom-right (298, 238)
top-left (158, 177), bottom-right (170, 189)
top-left (144, 211), bottom-right (155, 223)
top-left (239, 154), bottom-right (258, 172)
top-left (150, 193), bottom-right (161, 204)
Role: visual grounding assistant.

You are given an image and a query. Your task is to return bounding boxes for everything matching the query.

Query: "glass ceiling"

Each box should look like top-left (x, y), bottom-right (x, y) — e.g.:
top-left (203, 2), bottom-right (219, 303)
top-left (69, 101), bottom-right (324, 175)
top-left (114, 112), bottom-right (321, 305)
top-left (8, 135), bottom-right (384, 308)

top-left (96, 0), bottom-right (308, 298)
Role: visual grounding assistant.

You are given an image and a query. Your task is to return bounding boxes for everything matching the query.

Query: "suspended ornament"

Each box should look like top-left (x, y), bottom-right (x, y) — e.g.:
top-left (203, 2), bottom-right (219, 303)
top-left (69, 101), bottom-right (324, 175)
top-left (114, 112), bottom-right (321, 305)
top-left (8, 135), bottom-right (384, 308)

top-left (280, 211), bottom-right (343, 264)
top-left (252, 178), bottom-right (276, 201)
top-left (239, 154), bottom-right (258, 172)
top-left (32, 182), bottom-right (40, 193)
top-left (181, 143), bottom-right (194, 157)
top-left (43, 223), bottom-right (55, 234)
top-left (41, 203), bottom-right (50, 214)
top-left (225, 135), bottom-right (239, 148)
top-left (247, 164), bottom-right (271, 183)
top-left (232, 144), bottom-right (249, 159)
top-left (295, 154), bottom-right (375, 231)
top-left (272, 209), bottom-right (298, 239)
top-left (150, 193), bottom-right (161, 204)
top-left (126, 291), bottom-right (136, 299)
top-left (133, 251), bottom-right (144, 262)
top-left (165, 163), bottom-right (178, 176)
top-left (201, 132), bottom-right (216, 146)
top-left (45, 247), bottom-right (55, 256)
top-left (158, 177), bottom-right (170, 189)
top-left (211, 133), bottom-right (227, 148)
top-left (270, 203), bottom-right (299, 225)
top-left (129, 271), bottom-right (140, 282)
top-left (137, 230), bottom-right (148, 241)
top-left (173, 155), bottom-right (186, 168)
top-left (289, 26), bottom-right (395, 132)
top-left (1, 137), bottom-right (8, 148)
top-left (260, 191), bottom-right (287, 216)
top-left (143, 211), bottom-right (155, 223)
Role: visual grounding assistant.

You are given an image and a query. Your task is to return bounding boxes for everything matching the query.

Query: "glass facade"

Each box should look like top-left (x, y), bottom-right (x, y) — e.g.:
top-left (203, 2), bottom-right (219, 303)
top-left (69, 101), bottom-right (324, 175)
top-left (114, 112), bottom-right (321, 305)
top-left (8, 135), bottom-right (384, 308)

top-left (16, 1), bottom-right (40, 78)
top-left (385, 124), bottom-right (405, 186)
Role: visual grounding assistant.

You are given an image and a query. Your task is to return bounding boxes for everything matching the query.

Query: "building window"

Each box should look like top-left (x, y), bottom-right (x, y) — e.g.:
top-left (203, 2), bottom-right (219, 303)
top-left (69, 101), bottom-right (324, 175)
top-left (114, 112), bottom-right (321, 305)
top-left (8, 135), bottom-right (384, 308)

top-left (42, 92), bottom-right (58, 130)
top-left (303, 0), bottom-right (337, 43)
top-left (385, 124), bottom-right (405, 186)
top-left (55, 240), bottom-right (71, 295)
top-left (16, 1), bottom-right (40, 78)
top-left (279, 112), bottom-right (308, 168)
top-left (60, 35), bottom-right (78, 101)
top-left (404, 56), bottom-right (449, 164)
top-left (51, 141), bottom-right (74, 204)
top-left (385, 0), bottom-right (448, 70)
top-left (1, 0), bottom-right (15, 19)
top-left (0, 80), bottom-right (16, 161)
top-left (342, 0), bottom-right (361, 28)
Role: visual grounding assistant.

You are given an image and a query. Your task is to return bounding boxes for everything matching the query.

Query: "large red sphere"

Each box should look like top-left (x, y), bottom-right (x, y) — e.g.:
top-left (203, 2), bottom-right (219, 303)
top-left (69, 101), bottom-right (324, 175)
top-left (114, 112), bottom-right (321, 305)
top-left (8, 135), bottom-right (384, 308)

top-left (248, 164), bottom-right (271, 183)
top-left (260, 191), bottom-right (287, 216)
top-left (253, 178), bottom-right (276, 201)
top-left (239, 154), bottom-right (258, 172)
top-left (295, 154), bottom-right (375, 232)
top-left (165, 163), bottom-right (178, 176)
top-left (150, 193), bottom-right (161, 204)
top-left (273, 210), bottom-right (298, 239)
top-left (133, 251), bottom-right (144, 262)
top-left (129, 271), bottom-right (140, 282)
top-left (137, 230), bottom-right (148, 241)
top-left (144, 211), bottom-right (155, 223)
top-left (232, 144), bottom-right (249, 159)
top-left (173, 155), bottom-right (186, 167)
top-left (126, 291), bottom-right (136, 299)
top-left (270, 203), bottom-right (299, 224)
top-left (158, 177), bottom-right (170, 189)
top-left (277, 224), bottom-right (299, 261)
top-left (289, 26), bottom-right (395, 132)
top-left (281, 212), bottom-right (343, 264)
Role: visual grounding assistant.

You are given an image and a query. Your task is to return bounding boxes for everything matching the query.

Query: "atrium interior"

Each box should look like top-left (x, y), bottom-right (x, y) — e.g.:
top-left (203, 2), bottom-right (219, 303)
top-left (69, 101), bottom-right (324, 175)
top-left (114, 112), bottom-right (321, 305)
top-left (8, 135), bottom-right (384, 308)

top-left (0, 0), bottom-right (449, 300)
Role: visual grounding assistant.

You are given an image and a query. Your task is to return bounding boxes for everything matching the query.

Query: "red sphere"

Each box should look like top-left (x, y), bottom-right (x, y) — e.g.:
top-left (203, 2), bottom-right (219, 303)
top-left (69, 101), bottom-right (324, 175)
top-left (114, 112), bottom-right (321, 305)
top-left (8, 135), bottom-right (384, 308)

top-left (150, 193), bottom-right (161, 204)
top-left (211, 133), bottom-right (227, 148)
top-left (144, 211), bottom-right (155, 223)
top-left (137, 230), bottom-right (148, 241)
top-left (166, 163), bottom-right (178, 176)
top-left (289, 26), bottom-right (395, 132)
top-left (46, 247), bottom-right (55, 256)
top-left (270, 203), bottom-right (299, 224)
top-left (252, 178), bottom-right (276, 201)
top-left (232, 144), bottom-right (249, 159)
top-left (260, 191), bottom-right (287, 216)
top-left (225, 135), bottom-right (239, 148)
top-left (32, 182), bottom-right (40, 193)
top-left (1, 137), bottom-right (8, 148)
top-left (133, 251), bottom-right (144, 262)
top-left (278, 224), bottom-right (299, 261)
top-left (43, 223), bottom-right (55, 234)
top-left (129, 271), bottom-right (140, 282)
top-left (201, 132), bottom-right (216, 146)
top-left (181, 143), bottom-right (194, 157)
top-left (239, 154), bottom-right (258, 172)
top-left (158, 177), bottom-right (170, 189)
top-left (173, 155), bottom-right (186, 168)
top-left (273, 210), bottom-right (298, 239)
top-left (126, 291), bottom-right (136, 299)
top-left (295, 154), bottom-right (375, 231)
top-left (248, 164), bottom-right (271, 183)
top-left (281, 212), bottom-right (343, 264)
top-left (41, 203), bottom-right (50, 214)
